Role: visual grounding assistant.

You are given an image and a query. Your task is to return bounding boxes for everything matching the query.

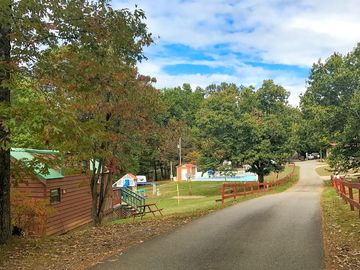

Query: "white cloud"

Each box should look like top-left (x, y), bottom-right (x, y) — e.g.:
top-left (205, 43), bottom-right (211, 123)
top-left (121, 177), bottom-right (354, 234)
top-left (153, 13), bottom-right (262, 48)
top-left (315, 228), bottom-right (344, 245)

top-left (115, 0), bottom-right (360, 63)
top-left (114, 0), bottom-right (360, 106)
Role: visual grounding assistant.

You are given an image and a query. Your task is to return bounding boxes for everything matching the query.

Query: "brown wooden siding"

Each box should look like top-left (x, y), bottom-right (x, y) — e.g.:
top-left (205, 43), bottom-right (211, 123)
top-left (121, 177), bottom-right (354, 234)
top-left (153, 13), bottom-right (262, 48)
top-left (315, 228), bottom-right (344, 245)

top-left (45, 174), bottom-right (115, 235)
top-left (45, 175), bottom-right (92, 235)
top-left (12, 174), bottom-right (116, 236)
top-left (13, 177), bottom-right (46, 199)
top-left (112, 188), bottom-right (121, 206)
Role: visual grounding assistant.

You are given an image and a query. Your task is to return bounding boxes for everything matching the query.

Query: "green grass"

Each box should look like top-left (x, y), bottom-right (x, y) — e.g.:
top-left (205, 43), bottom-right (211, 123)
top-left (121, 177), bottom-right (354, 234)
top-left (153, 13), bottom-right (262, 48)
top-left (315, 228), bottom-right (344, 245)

top-left (109, 165), bottom-right (299, 225)
top-left (146, 181), bottom-right (225, 215)
top-left (315, 164), bottom-right (333, 176)
top-left (321, 187), bottom-right (360, 269)
top-left (264, 164), bottom-right (295, 181)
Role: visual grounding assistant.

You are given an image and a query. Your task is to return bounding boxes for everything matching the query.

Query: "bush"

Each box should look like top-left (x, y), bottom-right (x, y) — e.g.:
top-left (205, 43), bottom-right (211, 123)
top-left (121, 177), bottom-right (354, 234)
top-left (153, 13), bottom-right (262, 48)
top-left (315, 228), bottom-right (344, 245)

top-left (11, 190), bottom-right (55, 235)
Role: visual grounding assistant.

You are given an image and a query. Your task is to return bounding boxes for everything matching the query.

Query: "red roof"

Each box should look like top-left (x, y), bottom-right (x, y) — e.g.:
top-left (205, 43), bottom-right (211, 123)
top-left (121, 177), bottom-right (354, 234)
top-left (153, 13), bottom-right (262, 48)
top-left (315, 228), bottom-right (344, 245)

top-left (124, 173), bottom-right (137, 180)
top-left (176, 163), bottom-right (196, 168)
top-left (185, 163), bottom-right (196, 167)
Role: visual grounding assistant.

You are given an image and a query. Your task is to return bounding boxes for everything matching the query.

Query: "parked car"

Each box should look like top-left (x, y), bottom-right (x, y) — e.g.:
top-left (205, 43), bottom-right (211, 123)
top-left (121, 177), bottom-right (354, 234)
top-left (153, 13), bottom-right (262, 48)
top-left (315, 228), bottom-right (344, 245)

top-left (307, 154), bottom-right (314, 160)
top-left (312, 153), bottom-right (320, 159)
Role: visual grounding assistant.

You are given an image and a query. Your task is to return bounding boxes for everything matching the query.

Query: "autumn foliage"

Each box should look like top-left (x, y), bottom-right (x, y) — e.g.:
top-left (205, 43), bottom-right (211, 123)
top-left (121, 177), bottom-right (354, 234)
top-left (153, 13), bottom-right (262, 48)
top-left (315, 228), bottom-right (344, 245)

top-left (11, 190), bottom-right (54, 235)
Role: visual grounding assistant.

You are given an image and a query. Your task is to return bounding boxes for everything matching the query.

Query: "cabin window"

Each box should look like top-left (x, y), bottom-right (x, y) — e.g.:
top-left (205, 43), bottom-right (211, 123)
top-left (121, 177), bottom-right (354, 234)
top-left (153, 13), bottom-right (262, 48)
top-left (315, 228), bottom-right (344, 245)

top-left (50, 188), bottom-right (61, 204)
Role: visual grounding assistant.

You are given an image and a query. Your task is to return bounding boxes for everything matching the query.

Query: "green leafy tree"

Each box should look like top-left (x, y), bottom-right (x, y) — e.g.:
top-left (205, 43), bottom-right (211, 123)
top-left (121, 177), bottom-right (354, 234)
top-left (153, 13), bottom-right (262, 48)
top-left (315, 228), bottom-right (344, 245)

top-left (196, 84), bottom-right (241, 171)
top-left (196, 81), bottom-right (295, 182)
top-left (329, 90), bottom-right (360, 171)
top-left (160, 83), bottom-right (204, 127)
top-left (1, 0), bottom-right (61, 243)
top-left (301, 45), bottom-right (360, 145)
top-left (301, 43), bottom-right (360, 170)
top-left (1, 1), bottom-right (155, 240)
top-left (238, 80), bottom-right (295, 182)
top-left (149, 84), bottom-right (204, 178)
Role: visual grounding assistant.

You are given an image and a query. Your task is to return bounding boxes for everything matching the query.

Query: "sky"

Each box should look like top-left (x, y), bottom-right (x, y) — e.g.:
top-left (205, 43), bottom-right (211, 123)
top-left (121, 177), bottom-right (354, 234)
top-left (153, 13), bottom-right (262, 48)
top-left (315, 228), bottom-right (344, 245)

top-left (113, 0), bottom-right (360, 106)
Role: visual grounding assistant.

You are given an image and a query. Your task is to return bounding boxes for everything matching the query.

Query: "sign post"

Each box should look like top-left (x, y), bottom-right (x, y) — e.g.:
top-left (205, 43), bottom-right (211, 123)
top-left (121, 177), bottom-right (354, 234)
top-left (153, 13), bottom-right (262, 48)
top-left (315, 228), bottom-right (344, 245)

top-left (176, 183), bottom-right (180, 205)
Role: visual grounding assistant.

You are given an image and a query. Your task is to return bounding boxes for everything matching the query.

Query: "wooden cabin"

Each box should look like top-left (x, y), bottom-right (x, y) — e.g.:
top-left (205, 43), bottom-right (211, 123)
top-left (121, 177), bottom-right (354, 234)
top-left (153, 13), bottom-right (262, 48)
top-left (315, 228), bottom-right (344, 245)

top-left (11, 148), bottom-right (119, 235)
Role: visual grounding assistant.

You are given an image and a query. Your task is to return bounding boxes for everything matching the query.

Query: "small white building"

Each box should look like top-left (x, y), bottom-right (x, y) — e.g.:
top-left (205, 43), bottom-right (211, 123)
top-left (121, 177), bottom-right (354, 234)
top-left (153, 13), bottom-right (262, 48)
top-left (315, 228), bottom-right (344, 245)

top-left (113, 173), bottom-right (137, 188)
top-left (176, 163), bottom-right (197, 182)
top-left (136, 175), bottom-right (147, 183)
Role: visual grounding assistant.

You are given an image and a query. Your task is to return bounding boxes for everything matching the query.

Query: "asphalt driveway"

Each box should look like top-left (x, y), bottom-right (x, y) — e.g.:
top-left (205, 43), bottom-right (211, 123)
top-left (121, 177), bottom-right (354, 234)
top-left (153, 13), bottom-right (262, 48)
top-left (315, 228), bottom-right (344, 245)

top-left (89, 160), bottom-right (324, 270)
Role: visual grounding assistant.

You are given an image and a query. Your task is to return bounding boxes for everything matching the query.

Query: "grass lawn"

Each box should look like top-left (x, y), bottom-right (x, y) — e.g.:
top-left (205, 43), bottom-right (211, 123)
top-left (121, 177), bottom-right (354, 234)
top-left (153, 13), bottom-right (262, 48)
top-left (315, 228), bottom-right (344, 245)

top-left (264, 164), bottom-right (295, 181)
top-left (111, 164), bottom-right (299, 224)
top-left (321, 187), bottom-right (360, 269)
top-left (316, 163), bottom-right (333, 177)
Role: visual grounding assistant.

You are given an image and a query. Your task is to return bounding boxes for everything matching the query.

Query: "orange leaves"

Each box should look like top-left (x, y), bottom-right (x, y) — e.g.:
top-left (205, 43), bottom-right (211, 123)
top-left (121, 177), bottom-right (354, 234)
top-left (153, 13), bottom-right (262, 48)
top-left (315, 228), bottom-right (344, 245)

top-left (106, 156), bottom-right (121, 174)
top-left (11, 190), bottom-right (55, 235)
top-left (79, 61), bottom-right (91, 69)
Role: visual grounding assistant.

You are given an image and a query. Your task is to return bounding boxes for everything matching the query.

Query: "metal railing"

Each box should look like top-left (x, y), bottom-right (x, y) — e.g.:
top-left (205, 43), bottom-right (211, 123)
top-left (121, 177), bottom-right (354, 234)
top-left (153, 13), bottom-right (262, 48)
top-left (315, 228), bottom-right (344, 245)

top-left (120, 187), bottom-right (145, 212)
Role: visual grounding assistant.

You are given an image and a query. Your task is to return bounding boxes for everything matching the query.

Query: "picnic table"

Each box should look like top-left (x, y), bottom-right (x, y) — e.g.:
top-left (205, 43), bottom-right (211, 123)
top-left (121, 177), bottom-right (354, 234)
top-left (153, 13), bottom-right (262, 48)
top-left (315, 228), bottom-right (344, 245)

top-left (132, 203), bottom-right (163, 220)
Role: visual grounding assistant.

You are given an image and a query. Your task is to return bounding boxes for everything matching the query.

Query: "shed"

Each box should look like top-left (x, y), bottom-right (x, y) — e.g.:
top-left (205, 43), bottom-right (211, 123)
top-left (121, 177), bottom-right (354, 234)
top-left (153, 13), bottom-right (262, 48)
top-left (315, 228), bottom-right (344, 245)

top-left (136, 175), bottom-right (147, 183)
top-left (11, 148), bottom-right (116, 236)
top-left (176, 163), bottom-right (197, 182)
top-left (113, 173), bottom-right (137, 188)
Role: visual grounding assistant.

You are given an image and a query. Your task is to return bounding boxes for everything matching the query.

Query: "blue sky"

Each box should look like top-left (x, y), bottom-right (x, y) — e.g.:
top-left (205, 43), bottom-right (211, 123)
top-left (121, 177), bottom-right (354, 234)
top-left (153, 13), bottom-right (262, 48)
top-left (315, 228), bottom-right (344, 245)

top-left (113, 0), bottom-right (360, 106)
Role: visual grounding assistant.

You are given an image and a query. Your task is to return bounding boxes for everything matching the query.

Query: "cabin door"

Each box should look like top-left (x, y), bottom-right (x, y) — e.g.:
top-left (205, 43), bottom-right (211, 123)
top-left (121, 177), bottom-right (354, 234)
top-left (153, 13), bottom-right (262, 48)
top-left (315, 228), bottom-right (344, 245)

top-left (124, 179), bottom-right (130, 188)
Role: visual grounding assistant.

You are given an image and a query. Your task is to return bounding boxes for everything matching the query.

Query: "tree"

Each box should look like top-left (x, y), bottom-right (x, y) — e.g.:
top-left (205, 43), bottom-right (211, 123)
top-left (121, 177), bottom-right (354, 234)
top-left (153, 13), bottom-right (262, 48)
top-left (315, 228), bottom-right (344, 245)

top-left (33, 3), bottom-right (154, 224)
top-left (237, 112), bottom-right (293, 182)
top-left (195, 84), bottom-right (241, 171)
top-left (0, 0), bottom-right (11, 244)
top-left (36, 64), bottom-right (158, 225)
top-left (301, 44), bottom-right (360, 144)
top-left (9, 78), bottom-right (54, 148)
top-left (196, 81), bottom-right (295, 182)
top-left (1, 1), bottom-right (155, 240)
top-left (147, 84), bottom-right (204, 178)
top-left (329, 90), bottom-right (360, 171)
top-left (0, 0), bottom-right (99, 244)
top-left (237, 80), bottom-right (295, 182)
top-left (160, 83), bottom-right (204, 127)
top-left (301, 43), bottom-right (360, 170)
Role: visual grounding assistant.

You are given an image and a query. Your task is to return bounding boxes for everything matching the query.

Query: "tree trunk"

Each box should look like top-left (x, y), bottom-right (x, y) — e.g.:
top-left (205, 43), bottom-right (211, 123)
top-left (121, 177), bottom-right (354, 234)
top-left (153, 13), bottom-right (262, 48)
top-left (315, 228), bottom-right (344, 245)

top-left (258, 173), bottom-right (265, 183)
top-left (90, 159), bottom-right (103, 226)
top-left (95, 171), bottom-right (112, 226)
top-left (90, 157), bottom-right (113, 226)
top-left (153, 160), bottom-right (158, 181)
top-left (166, 166), bottom-right (170, 180)
top-left (160, 164), bottom-right (164, 181)
top-left (252, 160), bottom-right (265, 184)
top-left (0, 6), bottom-right (11, 244)
top-left (0, 151), bottom-right (10, 244)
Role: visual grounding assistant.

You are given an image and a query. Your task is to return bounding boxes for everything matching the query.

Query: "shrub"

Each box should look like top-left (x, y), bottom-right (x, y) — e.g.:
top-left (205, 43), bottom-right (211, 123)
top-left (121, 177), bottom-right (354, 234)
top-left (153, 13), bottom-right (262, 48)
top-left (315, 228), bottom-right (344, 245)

top-left (11, 190), bottom-right (55, 235)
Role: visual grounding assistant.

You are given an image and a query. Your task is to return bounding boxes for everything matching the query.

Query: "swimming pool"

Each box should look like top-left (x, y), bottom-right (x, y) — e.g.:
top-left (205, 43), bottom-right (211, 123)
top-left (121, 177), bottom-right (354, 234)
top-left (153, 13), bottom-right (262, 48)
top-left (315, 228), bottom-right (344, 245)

top-left (194, 174), bottom-right (258, 182)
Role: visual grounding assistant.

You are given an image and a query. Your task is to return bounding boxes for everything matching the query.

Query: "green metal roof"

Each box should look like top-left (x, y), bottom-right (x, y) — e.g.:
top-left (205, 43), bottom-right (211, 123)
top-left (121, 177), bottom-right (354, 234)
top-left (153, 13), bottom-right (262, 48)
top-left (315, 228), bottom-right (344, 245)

top-left (10, 148), bottom-right (64, 180)
top-left (90, 159), bottom-right (109, 173)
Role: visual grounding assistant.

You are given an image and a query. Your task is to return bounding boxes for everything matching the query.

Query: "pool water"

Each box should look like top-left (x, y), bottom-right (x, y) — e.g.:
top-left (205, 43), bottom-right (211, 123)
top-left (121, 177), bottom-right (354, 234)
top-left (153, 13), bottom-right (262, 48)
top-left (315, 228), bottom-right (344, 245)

top-left (195, 174), bottom-right (258, 182)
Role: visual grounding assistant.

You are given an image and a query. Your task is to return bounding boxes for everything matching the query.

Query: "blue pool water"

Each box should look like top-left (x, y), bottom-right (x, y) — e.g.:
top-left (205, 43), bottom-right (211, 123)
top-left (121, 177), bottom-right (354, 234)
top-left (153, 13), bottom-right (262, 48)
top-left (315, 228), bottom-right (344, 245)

top-left (195, 174), bottom-right (257, 182)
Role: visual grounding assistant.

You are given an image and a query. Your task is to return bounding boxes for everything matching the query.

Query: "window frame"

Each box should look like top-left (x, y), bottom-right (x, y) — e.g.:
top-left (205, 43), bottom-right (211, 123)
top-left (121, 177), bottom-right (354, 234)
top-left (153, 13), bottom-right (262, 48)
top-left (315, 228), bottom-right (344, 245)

top-left (50, 188), bottom-right (61, 204)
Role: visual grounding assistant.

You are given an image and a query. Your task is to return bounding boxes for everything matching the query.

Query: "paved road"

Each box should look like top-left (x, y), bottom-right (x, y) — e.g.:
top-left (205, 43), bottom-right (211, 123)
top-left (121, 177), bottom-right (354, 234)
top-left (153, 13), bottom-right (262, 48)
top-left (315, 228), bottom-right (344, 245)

top-left (90, 161), bottom-right (324, 270)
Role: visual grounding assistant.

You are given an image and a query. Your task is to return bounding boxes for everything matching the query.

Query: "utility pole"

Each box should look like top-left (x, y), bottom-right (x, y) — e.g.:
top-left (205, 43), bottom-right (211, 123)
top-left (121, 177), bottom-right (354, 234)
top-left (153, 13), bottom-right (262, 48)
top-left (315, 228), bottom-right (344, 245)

top-left (178, 137), bottom-right (182, 165)
top-left (170, 161), bottom-right (173, 180)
